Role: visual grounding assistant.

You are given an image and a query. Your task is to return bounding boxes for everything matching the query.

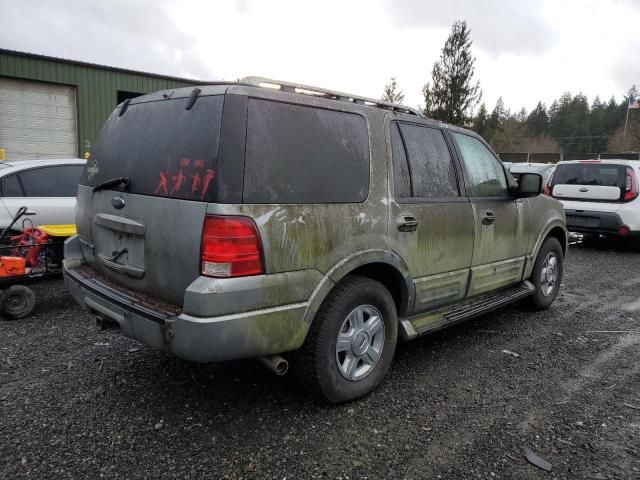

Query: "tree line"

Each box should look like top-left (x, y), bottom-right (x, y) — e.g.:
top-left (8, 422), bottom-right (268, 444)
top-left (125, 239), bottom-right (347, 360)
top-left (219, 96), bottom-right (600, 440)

top-left (382, 21), bottom-right (640, 154)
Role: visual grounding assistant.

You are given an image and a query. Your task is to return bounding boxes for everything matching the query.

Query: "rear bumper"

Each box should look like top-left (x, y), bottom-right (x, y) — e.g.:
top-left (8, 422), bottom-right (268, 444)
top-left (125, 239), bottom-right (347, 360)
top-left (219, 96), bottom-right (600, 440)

top-left (564, 209), bottom-right (640, 236)
top-left (63, 261), bottom-right (312, 363)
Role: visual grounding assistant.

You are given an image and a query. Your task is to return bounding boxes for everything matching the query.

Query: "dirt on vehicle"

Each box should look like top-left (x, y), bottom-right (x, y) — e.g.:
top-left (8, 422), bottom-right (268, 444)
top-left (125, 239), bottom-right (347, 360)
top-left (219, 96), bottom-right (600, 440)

top-left (1, 239), bottom-right (639, 479)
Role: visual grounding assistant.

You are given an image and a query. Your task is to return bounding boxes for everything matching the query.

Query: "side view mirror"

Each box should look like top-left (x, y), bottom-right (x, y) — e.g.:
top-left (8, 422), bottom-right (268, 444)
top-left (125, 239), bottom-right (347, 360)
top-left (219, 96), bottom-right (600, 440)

top-left (514, 173), bottom-right (542, 197)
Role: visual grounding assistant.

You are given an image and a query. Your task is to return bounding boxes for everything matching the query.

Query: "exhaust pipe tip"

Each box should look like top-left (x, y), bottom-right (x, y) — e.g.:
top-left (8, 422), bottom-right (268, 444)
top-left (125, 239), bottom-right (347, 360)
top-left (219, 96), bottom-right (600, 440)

top-left (258, 355), bottom-right (289, 376)
top-left (95, 314), bottom-right (118, 331)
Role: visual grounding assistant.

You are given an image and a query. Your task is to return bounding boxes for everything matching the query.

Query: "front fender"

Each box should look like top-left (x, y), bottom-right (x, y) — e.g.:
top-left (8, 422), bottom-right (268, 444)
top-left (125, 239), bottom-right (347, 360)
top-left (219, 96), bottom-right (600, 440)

top-left (524, 215), bottom-right (568, 279)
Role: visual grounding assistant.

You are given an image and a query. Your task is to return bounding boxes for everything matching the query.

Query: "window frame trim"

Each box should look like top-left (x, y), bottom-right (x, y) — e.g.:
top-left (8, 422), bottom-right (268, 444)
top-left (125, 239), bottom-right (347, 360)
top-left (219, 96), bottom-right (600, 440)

top-left (390, 120), bottom-right (464, 203)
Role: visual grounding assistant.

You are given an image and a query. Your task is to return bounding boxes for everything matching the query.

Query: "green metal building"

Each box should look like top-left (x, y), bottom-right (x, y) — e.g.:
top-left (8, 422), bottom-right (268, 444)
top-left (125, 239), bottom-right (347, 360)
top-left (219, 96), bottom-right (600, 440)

top-left (0, 49), bottom-right (202, 160)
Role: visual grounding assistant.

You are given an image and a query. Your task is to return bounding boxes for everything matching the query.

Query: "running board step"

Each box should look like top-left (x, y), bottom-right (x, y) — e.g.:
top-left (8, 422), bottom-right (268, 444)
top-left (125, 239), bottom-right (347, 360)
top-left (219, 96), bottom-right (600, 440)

top-left (400, 281), bottom-right (535, 340)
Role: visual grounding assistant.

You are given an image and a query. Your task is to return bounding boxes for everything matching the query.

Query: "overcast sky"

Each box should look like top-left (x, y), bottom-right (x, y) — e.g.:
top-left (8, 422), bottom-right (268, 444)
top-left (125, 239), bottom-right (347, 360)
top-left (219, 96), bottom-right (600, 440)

top-left (1, 0), bottom-right (638, 113)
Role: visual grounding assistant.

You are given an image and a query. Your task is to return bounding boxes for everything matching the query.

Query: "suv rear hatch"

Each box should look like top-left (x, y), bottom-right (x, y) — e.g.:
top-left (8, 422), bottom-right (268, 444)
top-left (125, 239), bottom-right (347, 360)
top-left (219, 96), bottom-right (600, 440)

top-left (76, 89), bottom-right (236, 306)
top-left (551, 163), bottom-right (627, 202)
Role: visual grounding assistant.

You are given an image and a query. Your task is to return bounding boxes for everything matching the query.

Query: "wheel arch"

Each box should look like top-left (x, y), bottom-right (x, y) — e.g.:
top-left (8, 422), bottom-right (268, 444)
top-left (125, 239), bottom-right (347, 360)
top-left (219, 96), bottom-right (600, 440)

top-left (546, 226), bottom-right (568, 256)
top-left (525, 220), bottom-right (568, 279)
top-left (303, 250), bottom-right (414, 326)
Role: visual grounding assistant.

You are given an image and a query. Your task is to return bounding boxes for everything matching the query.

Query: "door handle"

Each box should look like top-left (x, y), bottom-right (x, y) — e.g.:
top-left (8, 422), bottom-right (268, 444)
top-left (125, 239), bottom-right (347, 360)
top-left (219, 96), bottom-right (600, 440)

top-left (396, 215), bottom-right (418, 232)
top-left (481, 211), bottom-right (496, 225)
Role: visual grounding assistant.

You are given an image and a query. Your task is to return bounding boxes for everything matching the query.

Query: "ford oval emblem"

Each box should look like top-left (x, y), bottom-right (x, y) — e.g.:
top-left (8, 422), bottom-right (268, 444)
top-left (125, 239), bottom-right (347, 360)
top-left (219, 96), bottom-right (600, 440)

top-left (579, 187), bottom-right (588, 192)
top-left (111, 196), bottom-right (125, 209)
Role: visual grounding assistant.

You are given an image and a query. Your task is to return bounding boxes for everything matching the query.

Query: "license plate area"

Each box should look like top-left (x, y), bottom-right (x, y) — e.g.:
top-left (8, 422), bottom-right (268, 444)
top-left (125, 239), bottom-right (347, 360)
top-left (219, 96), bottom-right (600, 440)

top-left (566, 215), bottom-right (600, 228)
top-left (93, 225), bottom-right (145, 274)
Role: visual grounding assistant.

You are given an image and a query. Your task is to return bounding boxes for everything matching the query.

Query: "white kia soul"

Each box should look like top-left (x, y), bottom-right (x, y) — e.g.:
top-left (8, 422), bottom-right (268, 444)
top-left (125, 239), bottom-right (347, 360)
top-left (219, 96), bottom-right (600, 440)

top-left (548, 159), bottom-right (640, 237)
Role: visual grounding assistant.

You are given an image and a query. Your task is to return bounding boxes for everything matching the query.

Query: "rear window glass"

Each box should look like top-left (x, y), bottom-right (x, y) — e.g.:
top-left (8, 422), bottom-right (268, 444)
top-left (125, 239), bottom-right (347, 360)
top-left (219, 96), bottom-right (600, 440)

top-left (552, 164), bottom-right (624, 187)
top-left (243, 99), bottom-right (369, 203)
top-left (81, 95), bottom-right (224, 201)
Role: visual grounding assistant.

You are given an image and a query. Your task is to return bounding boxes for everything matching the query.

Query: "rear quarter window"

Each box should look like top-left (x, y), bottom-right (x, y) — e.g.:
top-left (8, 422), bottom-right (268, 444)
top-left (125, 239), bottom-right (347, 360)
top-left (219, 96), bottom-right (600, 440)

top-left (243, 99), bottom-right (370, 203)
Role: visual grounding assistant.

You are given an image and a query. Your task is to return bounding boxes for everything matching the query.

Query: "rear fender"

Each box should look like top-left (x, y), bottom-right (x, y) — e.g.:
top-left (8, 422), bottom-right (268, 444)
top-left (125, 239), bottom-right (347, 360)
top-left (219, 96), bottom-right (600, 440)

top-left (302, 249), bottom-right (414, 325)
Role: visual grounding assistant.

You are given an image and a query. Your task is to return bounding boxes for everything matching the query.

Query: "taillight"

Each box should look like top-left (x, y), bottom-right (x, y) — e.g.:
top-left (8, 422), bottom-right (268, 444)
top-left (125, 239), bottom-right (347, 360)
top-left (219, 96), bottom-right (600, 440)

top-left (200, 215), bottom-right (264, 278)
top-left (623, 167), bottom-right (638, 202)
top-left (544, 170), bottom-right (555, 196)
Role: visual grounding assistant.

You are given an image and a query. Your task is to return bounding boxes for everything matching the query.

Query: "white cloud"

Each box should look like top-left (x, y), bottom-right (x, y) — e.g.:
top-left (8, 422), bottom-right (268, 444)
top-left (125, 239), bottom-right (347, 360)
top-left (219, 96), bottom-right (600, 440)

top-left (0, 0), bottom-right (637, 114)
top-left (383, 0), bottom-right (557, 55)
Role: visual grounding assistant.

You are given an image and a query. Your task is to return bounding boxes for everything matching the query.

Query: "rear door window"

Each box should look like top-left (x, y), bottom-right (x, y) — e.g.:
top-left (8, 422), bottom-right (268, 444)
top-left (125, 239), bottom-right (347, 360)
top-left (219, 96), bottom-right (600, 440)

top-left (243, 99), bottom-right (369, 203)
top-left (82, 95), bottom-right (224, 201)
top-left (552, 164), bottom-right (625, 188)
top-left (18, 165), bottom-right (84, 197)
top-left (397, 123), bottom-right (458, 198)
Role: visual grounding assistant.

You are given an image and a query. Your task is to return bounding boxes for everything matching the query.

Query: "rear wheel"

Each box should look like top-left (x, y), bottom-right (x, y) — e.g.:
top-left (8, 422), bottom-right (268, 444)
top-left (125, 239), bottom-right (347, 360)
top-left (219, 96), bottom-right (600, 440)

top-left (0, 285), bottom-right (36, 320)
top-left (295, 275), bottom-right (397, 403)
top-left (525, 237), bottom-right (563, 310)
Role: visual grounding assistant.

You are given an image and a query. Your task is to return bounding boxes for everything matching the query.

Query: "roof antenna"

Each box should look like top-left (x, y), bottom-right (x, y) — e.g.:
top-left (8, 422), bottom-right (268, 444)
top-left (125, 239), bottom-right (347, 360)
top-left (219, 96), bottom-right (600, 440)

top-left (186, 88), bottom-right (202, 110)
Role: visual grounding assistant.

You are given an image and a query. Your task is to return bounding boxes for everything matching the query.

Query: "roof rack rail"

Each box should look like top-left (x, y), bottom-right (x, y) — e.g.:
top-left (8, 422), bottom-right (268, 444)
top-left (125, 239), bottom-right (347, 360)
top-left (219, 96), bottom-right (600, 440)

top-left (240, 76), bottom-right (423, 117)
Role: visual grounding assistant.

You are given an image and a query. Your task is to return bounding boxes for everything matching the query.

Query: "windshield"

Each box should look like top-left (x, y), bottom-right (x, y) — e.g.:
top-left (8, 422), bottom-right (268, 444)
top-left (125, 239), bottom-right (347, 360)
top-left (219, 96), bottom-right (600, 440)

top-left (80, 95), bottom-right (224, 201)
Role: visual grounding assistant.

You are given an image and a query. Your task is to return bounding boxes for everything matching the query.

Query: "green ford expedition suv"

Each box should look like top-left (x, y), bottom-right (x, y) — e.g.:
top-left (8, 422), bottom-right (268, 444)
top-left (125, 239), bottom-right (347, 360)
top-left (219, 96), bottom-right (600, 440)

top-left (64, 77), bottom-right (568, 403)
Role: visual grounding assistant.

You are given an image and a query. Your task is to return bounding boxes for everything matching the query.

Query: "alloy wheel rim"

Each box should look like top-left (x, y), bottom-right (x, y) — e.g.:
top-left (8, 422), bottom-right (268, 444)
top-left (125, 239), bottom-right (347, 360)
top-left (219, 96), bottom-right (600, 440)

top-left (540, 252), bottom-right (558, 297)
top-left (335, 305), bottom-right (385, 381)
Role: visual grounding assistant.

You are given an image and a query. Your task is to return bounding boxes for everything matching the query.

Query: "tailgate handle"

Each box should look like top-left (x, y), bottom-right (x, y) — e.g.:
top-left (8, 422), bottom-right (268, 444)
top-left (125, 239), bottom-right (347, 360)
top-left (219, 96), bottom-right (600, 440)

top-left (98, 253), bottom-right (145, 279)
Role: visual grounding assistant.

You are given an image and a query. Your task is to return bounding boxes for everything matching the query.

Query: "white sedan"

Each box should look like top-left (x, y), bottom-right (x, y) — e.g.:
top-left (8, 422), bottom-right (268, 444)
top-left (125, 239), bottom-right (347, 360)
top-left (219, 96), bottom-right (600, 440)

top-left (0, 158), bottom-right (85, 230)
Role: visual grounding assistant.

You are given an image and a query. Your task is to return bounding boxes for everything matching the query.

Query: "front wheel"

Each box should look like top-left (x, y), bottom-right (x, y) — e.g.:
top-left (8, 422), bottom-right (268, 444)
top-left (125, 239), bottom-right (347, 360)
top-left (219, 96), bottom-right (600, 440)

top-left (525, 237), bottom-right (564, 310)
top-left (295, 275), bottom-right (398, 403)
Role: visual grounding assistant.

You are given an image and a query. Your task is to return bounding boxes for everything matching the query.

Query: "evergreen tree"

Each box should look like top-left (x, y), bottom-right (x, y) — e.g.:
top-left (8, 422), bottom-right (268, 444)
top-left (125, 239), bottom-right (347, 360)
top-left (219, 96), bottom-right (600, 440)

top-left (486, 98), bottom-right (507, 134)
top-left (381, 77), bottom-right (405, 105)
top-left (472, 103), bottom-right (489, 136)
top-left (526, 102), bottom-right (549, 136)
top-left (422, 21), bottom-right (482, 125)
top-left (590, 96), bottom-right (608, 152)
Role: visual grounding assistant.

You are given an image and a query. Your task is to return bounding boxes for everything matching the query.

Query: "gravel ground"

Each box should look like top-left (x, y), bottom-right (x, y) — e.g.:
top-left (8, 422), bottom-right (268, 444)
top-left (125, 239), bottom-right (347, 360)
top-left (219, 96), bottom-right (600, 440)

top-left (1, 238), bottom-right (639, 479)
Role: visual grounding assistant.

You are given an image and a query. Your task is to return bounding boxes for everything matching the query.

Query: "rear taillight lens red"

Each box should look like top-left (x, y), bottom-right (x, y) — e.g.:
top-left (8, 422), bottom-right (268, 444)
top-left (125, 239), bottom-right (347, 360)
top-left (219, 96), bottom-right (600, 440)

top-left (200, 215), bottom-right (264, 278)
top-left (623, 167), bottom-right (638, 202)
top-left (544, 170), bottom-right (555, 196)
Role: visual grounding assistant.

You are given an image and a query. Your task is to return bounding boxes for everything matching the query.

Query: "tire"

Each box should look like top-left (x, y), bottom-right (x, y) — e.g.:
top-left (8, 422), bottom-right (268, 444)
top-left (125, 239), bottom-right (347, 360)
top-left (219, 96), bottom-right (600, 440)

top-left (295, 275), bottom-right (398, 403)
top-left (0, 285), bottom-right (36, 320)
top-left (525, 237), bottom-right (564, 310)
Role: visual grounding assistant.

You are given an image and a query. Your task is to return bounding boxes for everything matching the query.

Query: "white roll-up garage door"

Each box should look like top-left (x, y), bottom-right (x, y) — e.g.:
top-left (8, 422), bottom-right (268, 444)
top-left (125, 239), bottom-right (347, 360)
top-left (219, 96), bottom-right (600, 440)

top-left (0, 77), bottom-right (78, 160)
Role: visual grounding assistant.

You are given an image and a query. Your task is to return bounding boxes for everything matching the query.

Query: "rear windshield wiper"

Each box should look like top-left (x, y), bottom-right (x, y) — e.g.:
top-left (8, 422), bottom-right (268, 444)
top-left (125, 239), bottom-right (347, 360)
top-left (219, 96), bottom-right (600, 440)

top-left (93, 176), bottom-right (130, 192)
